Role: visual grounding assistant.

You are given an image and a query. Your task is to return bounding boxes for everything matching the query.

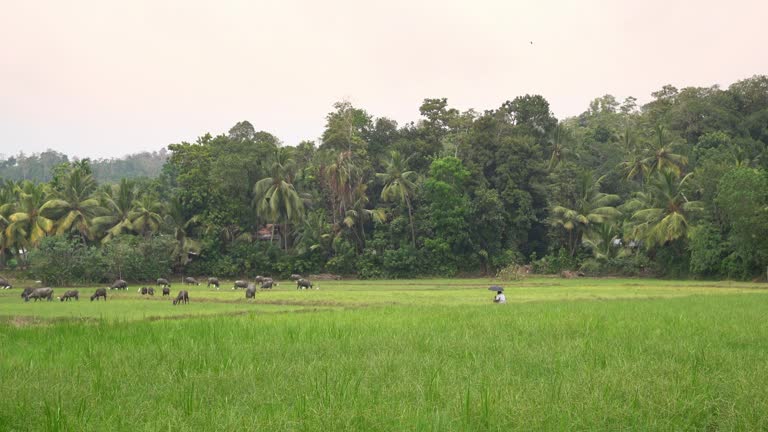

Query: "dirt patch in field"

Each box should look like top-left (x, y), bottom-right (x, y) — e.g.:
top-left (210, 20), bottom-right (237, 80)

top-left (1, 315), bottom-right (100, 327)
top-left (143, 307), bottom-right (335, 322)
top-left (5, 316), bottom-right (42, 327)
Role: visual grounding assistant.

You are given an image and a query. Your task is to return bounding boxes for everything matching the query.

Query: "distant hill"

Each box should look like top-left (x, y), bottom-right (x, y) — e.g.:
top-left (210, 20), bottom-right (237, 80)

top-left (0, 149), bottom-right (168, 183)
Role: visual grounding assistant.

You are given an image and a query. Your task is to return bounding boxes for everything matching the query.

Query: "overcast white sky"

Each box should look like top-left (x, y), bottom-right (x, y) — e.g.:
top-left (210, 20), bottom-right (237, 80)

top-left (1, 0), bottom-right (766, 159)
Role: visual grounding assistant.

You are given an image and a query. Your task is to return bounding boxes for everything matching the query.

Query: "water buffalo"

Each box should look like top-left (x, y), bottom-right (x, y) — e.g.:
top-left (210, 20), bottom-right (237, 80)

top-left (91, 288), bottom-right (107, 301)
top-left (157, 278), bottom-right (171, 288)
top-left (0, 276), bottom-right (11, 289)
top-left (110, 279), bottom-right (128, 290)
top-left (24, 287), bottom-right (54, 302)
top-left (261, 278), bottom-right (275, 289)
top-left (139, 287), bottom-right (155, 296)
top-left (148, 287), bottom-right (155, 296)
top-left (173, 290), bottom-right (189, 305)
top-left (184, 277), bottom-right (199, 286)
top-left (296, 279), bottom-right (313, 290)
top-left (21, 287), bottom-right (34, 299)
top-left (207, 277), bottom-right (220, 289)
top-left (233, 280), bottom-right (248, 289)
top-left (162, 287), bottom-right (170, 296)
top-left (245, 283), bottom-right (256, 299)
top-left (59, 290), bottom-right (79, 301)
top-left (289, 274), bottom-right (302, 281)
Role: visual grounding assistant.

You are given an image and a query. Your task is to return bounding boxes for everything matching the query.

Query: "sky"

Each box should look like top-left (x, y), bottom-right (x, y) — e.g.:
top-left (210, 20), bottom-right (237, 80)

top-left (1, 0), bottom-right (766, 159)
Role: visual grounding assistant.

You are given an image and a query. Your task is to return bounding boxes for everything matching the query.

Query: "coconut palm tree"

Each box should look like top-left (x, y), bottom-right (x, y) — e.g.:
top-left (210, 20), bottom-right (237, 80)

top-left (549, 171), bottom-right (622, 256)
top-left (4, 181), bottom-right (54, 263)
top-left (376, 151), bottom-right (419, 247)
top-left (317, 150), bottom-right (363, 226)
top-left (627, 170), bottom-right (703, 247)
top-left (619, 152), bottom-right (650, 183)
top-left (164, 197), bottom-right (201, 268)
top-left (128, 194), bottom-right (165, 238)
top-left (40, 167), bottom-right (101, 241)
top-left (252, 148), bottom-right (305, 249)
top-left (617, 121), bottom-right (650, 182)
top-left (642, 125), bottom-right (688, 176)
top-left (342, 183), bottom-right (386, 251)
top-left (547, 123), bottom-right (575, 171)
top-left (0, 181), bottom-right (19, 266)
top-left (92, 179), bottom-right (138, 243)
top-left (582, 223), bottom-right (620, 260)
top-left (294, 210), bottom-right (333, 256)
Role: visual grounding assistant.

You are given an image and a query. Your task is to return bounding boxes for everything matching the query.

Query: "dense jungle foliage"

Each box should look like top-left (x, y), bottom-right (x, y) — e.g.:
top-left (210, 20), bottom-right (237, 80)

top-left (1, 75), bottom-right (767, 283)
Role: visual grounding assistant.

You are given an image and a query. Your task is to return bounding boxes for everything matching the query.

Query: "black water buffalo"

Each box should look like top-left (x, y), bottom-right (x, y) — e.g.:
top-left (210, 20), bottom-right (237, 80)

top-left (157, 278), bottom-right (170, 288)
top-left (207, 277), bottom-right (219, 289)
top-left (289, 274), bottom-right (302, 281)
top-left (148, 287), bottom-right (154, 296)
top-left (0, 276), bottom-right (11, 289)
top-left (24, 287), bottom-right (54, 302)
top-left (233, 280), bottom-right (248, 289)
top-left (261, 278), bottom-right (275, 289)
top-left (245, 283), bottom-right (257, 299)
top-left (91, 288), bottom-right (107, 301)
top-left (296, 279), bottom-right (313, 289)
top-left (162, 287), bottom-right (170, 296)
top-left (59, 290), bottom-right (79, 301)
top-left (173, 290), bottom-right (189, 305)
top-left (110, 279), bottom-right (128, 290)
top-left (184, 277), bottom-right (199, 286)
top-left (139, 287), bottom-right (155, 296)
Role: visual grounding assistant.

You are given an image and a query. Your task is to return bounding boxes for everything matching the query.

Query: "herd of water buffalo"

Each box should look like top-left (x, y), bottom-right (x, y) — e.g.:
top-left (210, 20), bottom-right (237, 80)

top-left (0, 274), bottom-right (317, 306)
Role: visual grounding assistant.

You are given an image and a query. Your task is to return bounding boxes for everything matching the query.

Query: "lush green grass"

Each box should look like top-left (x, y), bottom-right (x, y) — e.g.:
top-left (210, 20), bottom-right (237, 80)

top-left (1, 278), bottom-right (767, 430)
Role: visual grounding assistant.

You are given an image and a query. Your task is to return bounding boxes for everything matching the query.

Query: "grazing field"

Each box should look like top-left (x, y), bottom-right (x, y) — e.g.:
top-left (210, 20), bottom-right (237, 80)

top-left (1, 278), bottom-right (768, 431)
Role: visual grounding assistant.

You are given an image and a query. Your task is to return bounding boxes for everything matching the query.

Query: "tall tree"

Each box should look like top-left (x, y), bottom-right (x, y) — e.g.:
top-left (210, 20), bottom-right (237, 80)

top-left (627, 171), bottom-right (702, 247)
top-left (128, 194), bottom-right (165, 238)
top-left (92, 179), bottom-right (138, 243)
top-left (4, 181), bottom-right (54, 262)
top-left (547, 123), bottom-right (575, 171)
top-left (642, 125), bottom-right (688, 176)
top-left (343, 183), bottom-right (385, 251)
top-left (165, 197), bottom-right (201, 269)
top-left (321, 101), bottom-right (372, 155)
top-left (252, 148), bottom-right (305, 249)
top-left (40, 167), bottom-right (101, 241)
top-left (377, 151), bottom-right (419, 247)
top-left (549, 171), bottom-right (621, 256)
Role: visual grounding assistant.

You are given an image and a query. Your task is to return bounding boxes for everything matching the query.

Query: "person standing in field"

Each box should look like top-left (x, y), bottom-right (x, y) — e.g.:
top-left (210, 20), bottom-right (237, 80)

top-left (494, 290), bottom-right (506, 304)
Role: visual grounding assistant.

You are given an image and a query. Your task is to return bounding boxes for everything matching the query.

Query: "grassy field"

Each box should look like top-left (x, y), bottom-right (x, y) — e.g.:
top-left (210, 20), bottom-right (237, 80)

top-left (1, 278), bottom-right (767, 431)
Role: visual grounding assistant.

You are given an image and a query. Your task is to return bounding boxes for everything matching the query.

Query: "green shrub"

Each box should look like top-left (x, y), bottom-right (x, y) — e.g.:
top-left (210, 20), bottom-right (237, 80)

top-left (28, 237), bottom-right (82, 286)
top-left (188, 240), bottom-right (283, 278)
top-left (496, 263), bottom-right (527, 281)
top-left (382, 246), bottom-right (420, 278)
top-left (531, 249), bottom-right (579, 274)
top-left (579, 254), bottom-right (655, 277)
top-left (688, 223), bottom-right (726, 277)
top-left (720, 252), bottom-right (754, 280)
top-left (356, 248), bottom-right (384, 279)
top-left (325, 237), bottom-right (356, 275)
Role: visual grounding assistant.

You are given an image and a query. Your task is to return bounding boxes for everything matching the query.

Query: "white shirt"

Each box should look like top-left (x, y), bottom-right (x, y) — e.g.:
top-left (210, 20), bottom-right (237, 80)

top-left (494, 293), bottom-right (506, 304)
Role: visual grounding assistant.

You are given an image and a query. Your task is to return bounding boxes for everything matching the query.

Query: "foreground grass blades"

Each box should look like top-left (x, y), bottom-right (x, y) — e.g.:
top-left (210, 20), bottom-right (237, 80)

top-left (1, 279), bottom-right (767, 430)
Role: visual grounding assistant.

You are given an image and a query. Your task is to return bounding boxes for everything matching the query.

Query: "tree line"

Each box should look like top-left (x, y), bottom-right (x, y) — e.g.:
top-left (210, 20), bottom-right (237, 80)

top-left (1, 75), bottom-right (767, 283)
top-left (0, 149), bottom-right (168, 184)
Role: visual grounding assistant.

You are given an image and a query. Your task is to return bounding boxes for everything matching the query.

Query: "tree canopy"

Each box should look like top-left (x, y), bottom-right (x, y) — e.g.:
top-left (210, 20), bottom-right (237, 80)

top-left (3, 75), bottom-right (768, 280)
